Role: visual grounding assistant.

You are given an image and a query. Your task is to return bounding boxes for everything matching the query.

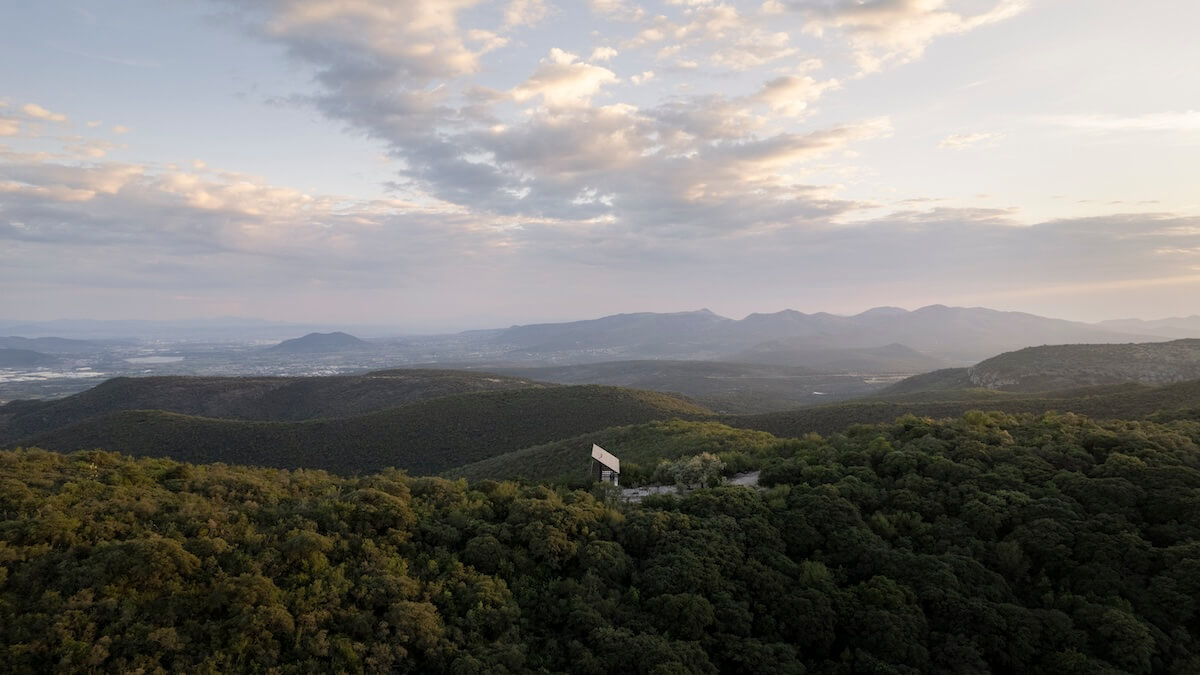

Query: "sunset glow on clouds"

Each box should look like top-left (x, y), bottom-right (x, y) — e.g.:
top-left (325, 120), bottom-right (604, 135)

top-left (1, 1), bottom-right (1198, 329)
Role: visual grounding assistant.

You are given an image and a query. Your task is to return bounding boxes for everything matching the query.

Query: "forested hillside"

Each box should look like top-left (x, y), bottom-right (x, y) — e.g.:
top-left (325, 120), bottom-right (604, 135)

top-left (0, 369), bottom-right (548, 441)
top-left (966, 339), bottom-right (1200, 391)
top-left (877, 340), bottom-right (1200, 396)
top-left (18, 386), bottom-right (710, 475)
top-left (446, 420), bottom-right (779, 486)
top-left (729, 379), bottom-right (1200, 439)
top-left (3, 411), bottom-right (1199, 672)
top-left (479, 360), bottom-right (884, 413)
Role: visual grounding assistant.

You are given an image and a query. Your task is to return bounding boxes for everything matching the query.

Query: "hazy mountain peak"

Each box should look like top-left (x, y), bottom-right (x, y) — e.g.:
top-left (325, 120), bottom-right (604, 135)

top-left (854, 306), bottom-right (909, 318)
top-left (269, 331), bottom-right (370, 353)
top-left (741, 309), bottom-right (808, 320)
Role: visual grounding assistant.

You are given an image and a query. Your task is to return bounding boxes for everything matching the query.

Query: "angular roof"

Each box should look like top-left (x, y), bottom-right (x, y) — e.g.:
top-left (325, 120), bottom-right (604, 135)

top-left (591, 443), bottom-right (620, 473)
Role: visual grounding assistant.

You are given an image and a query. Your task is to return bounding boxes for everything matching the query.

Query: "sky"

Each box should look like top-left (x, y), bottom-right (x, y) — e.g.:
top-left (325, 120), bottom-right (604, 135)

top-left (1, 0), bottom-right (1198, 332)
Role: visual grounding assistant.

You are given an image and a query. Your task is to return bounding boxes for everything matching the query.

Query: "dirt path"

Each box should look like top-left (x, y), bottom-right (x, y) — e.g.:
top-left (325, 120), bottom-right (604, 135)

top-left (728, 470), bottom-right (761, 487)
top-left (621, 470), bottom-right (762, 502)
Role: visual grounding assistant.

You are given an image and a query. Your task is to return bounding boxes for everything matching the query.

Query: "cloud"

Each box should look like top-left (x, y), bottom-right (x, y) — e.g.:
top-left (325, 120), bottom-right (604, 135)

top-left (64, 138), bottom-right (120, 158)
top-left (629, 4), bottom-right (799, 71)
top-left (21, 103), bottom-right (69, 123)
top-left (589, 0), bottom-right (645, 20)
top-left (938, 131), bottom-right (1002, 150)
top-left (470, 103), bottom-right (889, 231)
top-left (795, 0), bottom-right (1030, 73)
top-left (590, 46), bottom-right (619, 61)
top-left (203, 0), bottom-right (881, 246)
top-left (250, 0), bottom-right (485, 84)
top-left (703, 210), bottom-right (1200, 307)
top-left (5, 134), bottom-right (1199, 325)
top-left (751, 73), bottom-right (840, 117)
top-left (511, 49), bottom-right (619, 108)
top-left (0, 150), bottom-right (485, 275)
top-left (0, 117), bottom-right (18, 137)
top-left (186, 0), bottom-right (1130, 282)
top-left (467, 29), bottom-right (509, 54)
top-left (630, 70), bottom-right (655, 85)
top-left (504, 0), bottom-right (549, 28)
top-left (1047, 111), bottom-right (1200, 133)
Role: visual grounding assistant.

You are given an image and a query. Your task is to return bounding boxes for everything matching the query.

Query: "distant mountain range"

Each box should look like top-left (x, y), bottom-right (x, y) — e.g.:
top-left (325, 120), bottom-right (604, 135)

top-left (4, 305), bottom-right (1194, 376)
top-left (0, 319), bottom-right (407, 341)
top-left (481, 305), bottom-right (1162, 365)
top-left (0, 336), bottom-right (100, 354)
top-left (1095, 316), bottom-right (1200, 339)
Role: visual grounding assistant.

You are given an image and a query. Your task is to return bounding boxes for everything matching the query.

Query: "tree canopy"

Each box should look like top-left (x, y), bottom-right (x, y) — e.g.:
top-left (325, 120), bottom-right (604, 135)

top-left (2, 411), bottom-right (1199, 672)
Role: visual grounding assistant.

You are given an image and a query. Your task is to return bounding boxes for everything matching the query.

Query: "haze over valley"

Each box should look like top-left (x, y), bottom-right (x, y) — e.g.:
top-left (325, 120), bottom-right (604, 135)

top-left (4, 304), bottom-right (1195, 406)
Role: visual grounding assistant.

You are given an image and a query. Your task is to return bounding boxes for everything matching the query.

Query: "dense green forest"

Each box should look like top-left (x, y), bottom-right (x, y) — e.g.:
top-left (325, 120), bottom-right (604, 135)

top-left (11, 386), bottom-right (710, 475)
top-left (10, 371), bottom-right (1200, 481)
top-left (4, 411), bottom-right (1200, 672)
top-left (877, 339), bottom-right (1200, 396)
top-left (727, 379), bottom-right (1200, 439)
top-left (0, 370), bottom-right (549, 440)
top-left (445, 420), bottom-right (779, 486)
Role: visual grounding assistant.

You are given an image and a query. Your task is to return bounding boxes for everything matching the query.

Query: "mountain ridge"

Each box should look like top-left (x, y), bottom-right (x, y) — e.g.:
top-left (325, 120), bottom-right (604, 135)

top-left (0, 369), bottom-right (549, 442)
top-left (0, 349), bottom-right (59, 368)
top-left (486, 305), bottom-right (1157, 364)
top-left (269, 331), bottom-right (372, 353)
top-left (16, 385), bottom-right (712, 475)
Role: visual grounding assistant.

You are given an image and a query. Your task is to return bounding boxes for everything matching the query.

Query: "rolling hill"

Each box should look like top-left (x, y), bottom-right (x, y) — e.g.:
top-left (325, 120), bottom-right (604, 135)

top-left (448, 375), bottom-right (1200, 486)
top-left (0, 369), bottom-right (548, 442)
top-left (964, 339), bottom-right (1200, 391)
top-left (16, 385), bottom-right (711, 475)
top-left (478, 360), bottom-right (887, 412)
top-left (870, 368), bottom-right (977, 398)
top-left (0, 349), bottom-right (58, 368)
top-left (875, 338), bottom-right (1200, 398)
top-left (727, 379), bottom-right (1200, 439)
top-left (729, 341), bottom-right (949, 372)
top-left (0, 336), bottom-right (101, 354)
top-left (445, 419), bottom-right (779, 485)
top-left (269, 331), bottom-right (372, 353)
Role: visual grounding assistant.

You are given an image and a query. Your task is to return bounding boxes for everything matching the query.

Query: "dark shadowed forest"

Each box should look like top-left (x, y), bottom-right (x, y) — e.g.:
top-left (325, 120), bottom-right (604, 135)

top-left (3, 411), bottom-right (1199, 673)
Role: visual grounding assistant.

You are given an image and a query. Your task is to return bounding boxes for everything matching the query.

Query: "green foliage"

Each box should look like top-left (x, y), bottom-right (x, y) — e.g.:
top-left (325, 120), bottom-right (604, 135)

top-left (880, 340), bottom-right (1200, 396)
top-left (652, 452), bottom-right (726, 489)
top-left (15, 386), bottom-right (711, 476)
top-left (445, 420), bottom-right (777, 486)
top-left (966, 339), bottom-right (1200, 392)
top-left (3, 410), bottom-right (1200, 672)
top-left (0, 369), bottom-right (550, 442)
top-left (485, 359), bottom-right (884, 413)
top-left (730, 378), bottom-right (1200, 439)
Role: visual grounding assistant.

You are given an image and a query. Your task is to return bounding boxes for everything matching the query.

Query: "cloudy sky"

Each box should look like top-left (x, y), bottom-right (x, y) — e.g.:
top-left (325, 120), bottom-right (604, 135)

top-left (2, 0), bottom-right (1198, 330)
